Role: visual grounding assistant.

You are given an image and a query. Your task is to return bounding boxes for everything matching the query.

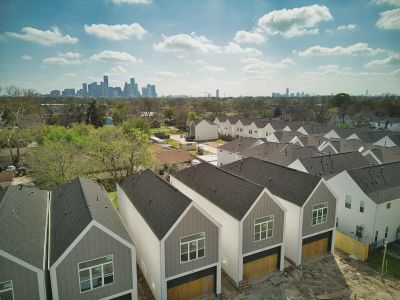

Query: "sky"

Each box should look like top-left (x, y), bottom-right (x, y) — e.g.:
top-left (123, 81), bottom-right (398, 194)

top-left (0, 0), bottom-right (399, 97)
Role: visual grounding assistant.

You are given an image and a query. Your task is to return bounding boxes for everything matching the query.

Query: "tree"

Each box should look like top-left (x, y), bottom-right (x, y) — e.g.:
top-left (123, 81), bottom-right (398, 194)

top-left (187, 111), bottom-right (199, 122)
top-left (331, 93), bottom-right (352, 125)
top-left (112, 103), bottom-right (127, 125)
top-left (122, 117), bottom-right (150, 135)
top-left (164, 107), bottom-right (175, 124)
top-left (86, 100), bottom-right (105, 128)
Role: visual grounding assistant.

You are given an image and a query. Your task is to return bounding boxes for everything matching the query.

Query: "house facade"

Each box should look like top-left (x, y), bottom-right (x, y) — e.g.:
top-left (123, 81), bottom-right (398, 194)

top-left (327, 163), bottom-right (400, 245)
top-left (0, 186), bottom-right (49, 300)
top-left (217, 137), bottom-right (264, 167)
top-left (222, 157), bottom-right (337, 266)
top-left (118, 169), bottom-right (221, 300)
top-left (48, 177), bottom-right (137, 300)
top-left (171, 163), bottom-right (286, 287)
top-left (189, 120), bottom-right (218, 141)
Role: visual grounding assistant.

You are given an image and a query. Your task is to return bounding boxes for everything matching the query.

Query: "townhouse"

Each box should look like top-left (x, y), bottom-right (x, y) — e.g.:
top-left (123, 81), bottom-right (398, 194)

top-left (49, 177), bottom-right (137, 300)
top-left (171, 163), bottom-right (286, 286)
top-left (118, 169), bottom-right (221, 300)
top-left (289, 152), bottom-right (370, 179)
top-left (0, 186), bottom-right (49, 300)
top-left (318, 139), bottom-right (369, 154)
top-left (297, 124), bottom-right (334, 136)
top-left (327, 162), bottom-right (400, 245)
top-left (217, 137), bottom-right (264, 166)
top-left (188, 120), bottom-right (218, 141)
top-left (222, 157), bottom-right (337, 266)
top-left (347, 131), bottom-right (400, 148)
top-left (362, 147), bottom-right (400, 164)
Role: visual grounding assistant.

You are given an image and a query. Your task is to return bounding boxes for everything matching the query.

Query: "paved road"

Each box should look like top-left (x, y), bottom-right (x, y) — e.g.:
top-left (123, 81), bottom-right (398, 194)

top-left (198, 144), bottom-right (217, 154)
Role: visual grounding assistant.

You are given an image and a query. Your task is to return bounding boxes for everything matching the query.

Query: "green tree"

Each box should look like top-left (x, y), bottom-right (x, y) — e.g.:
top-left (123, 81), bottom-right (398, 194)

top-left (122, 117), bottom-right (150, 135)
top-left (112, 103), bottom-right (127, 125)
top-left (187, 111), bottom-right (199, 122)
top-left (164, 107), bottom-right (175, 124)
top-left (86, 100), bottom-right (105, 128)
top-left (331, 93), bottom-right (352, 125)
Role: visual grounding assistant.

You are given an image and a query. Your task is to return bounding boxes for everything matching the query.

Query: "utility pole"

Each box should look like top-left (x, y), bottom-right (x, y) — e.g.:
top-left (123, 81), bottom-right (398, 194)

top-left (380, 239), bottom-right (388, 280)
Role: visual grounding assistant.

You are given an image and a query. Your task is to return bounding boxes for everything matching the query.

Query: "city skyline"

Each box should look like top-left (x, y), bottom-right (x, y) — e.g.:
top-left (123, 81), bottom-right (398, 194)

top-left (0, 0), bottom-right (399, 96)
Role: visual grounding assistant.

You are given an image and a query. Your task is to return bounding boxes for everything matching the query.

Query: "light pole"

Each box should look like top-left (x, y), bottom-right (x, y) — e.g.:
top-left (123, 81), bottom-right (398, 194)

top-left (380, 239), bottom-right (388, 280)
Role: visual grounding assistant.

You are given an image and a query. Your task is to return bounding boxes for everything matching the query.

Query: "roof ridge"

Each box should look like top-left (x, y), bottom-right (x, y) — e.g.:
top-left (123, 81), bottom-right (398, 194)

top-left (77, 177), bottom-right (93, 221)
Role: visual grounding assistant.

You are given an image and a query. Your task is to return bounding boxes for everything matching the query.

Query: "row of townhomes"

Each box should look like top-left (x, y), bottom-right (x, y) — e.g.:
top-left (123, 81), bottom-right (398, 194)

top-left (2, 116), bottom-right (399, 300)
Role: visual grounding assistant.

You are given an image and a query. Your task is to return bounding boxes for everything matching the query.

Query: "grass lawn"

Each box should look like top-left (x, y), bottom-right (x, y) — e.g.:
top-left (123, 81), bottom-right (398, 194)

top-left (107, 191), bottom-right (118, 209)
top-left (367, 242), bottom-right (400, 278)
top-left (165, 139), bottom-right (180, 149)
top-left (150, 126), bottom-right (180, 135)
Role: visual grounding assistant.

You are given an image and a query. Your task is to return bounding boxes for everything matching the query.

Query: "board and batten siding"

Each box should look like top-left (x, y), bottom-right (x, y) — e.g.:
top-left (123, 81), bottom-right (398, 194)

top-left (164, 206), bottom-right (219, 278)
top-left (0, 255), bottom-right (41, 300)
top-left (242, 192), bottom-right (284, 254)
top-left (55, 226), bottom-right (133, 300)
top-left (302, 183), bottom-right (336, 237)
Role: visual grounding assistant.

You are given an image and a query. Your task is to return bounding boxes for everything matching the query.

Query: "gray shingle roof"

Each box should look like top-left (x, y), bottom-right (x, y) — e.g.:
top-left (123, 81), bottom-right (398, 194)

top-left (119, 169), bottom-right (192, 240)
top-left (299, 124), bottom-right (334, 135)
top-left (174, 163), bottom-right (264, 220)
top-left (331, 127), bottom-right (372, 139)
top-left (222, 157), bottom-right (321, 207)
top-left (0, 186), bottom-right (48, 269)
top-left (49, 177), bottom-right (132, 266)
top-left (298, 152), bottom-right (370, 179)
top-left (349, 131), bottom-right (388, 143)
top-left (370, 147), bottom-right (400, 164)
top-left (218, 137), bottom-right (263, 153)
top-left (347, 162), bottom-right (400, 204)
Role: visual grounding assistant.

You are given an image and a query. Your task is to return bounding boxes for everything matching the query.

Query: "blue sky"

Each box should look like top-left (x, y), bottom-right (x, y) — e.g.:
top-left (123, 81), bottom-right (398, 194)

top-left (0, 0), bottom-right (399, 96)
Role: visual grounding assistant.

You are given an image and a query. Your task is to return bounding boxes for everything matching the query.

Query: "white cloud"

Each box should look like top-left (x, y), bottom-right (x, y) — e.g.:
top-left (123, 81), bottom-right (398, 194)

top-left (375, 0), bottom-right (400, 7)
top-left (109, 66), bottom-right (127, 73)
top-left (156, 71), bottom-right (178, 77)
top-left (337, 24), bottom-right (357, 31)
top-left (233, 30), bottom-right (267, 44)
top-left (90, 50), bottom-right (139, 63)
top-left (365, 53), bottom-right (400, 67)
top-left (43, 52), bottom-right (83, 65)
top-left (256, 5), bottom-right (333, 38)
top-left (21, 55), bottom-right (32, 60)
top-left (201, 65), bottom-right (226, 72)
top-left (111, 0), bottom-right (152, 4)
top-left (154, 33), bottom-right (262, 56)
top-left (297, 43), bottom-right (385, 57)
top-left (6, 26), bottom-right (78, 45)
top-left (318, 64), bottom-right (351, 72)
top-left (84, 23), bottom-right (146, 41)
top-left (376, 9), bottom-right (400, 29)
top-left (58, 52), bottom-right (82, 58)
top-left (244, 58), bottom-right (293, 79)
top-left (241, 57), bottom-right (261, 64)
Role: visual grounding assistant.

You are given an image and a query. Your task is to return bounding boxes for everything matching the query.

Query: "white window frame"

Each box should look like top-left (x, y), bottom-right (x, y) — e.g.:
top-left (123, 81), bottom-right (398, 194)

top-left (254, 215), bottom-right (274, 242)
top-left (359, 201), bottom-right (365, 213)
top-left (78, 254), bottom-right (114, 293)
top-left (356, 225), bottom-right (363, 238)
top-left (312, 202), bottom-right (328, 226)
top-left (0, 280), bottom-right (14, 300)
top-left (180, 232), bottom-right (205, 264)
top-left (345, 195), bottom-right (352, 209)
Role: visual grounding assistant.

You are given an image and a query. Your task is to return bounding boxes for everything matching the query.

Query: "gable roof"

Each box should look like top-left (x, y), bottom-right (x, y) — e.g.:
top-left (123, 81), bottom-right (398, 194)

top-left (330, 127), bottom-right (372, 139)
top-left (119, 169), bottom-right (192, 240)
top-left (174, 163), bottom-right (264, 220)
top-left (195, 119), bottom-right (216, 126)
top-left (222, 157), bottom-right (321, 207)
top-left (218, 137), bottom-right (263, 153)
top-left (0, 186), bottom-right (48, 269)
top-left (323, 139), bottom-right (370, 154)
top-left (348, 131), bottom-right (388, 143)
top-left (298, 152), bottom-right (370, 179)
top-left (369, 147), bottom-right (400, 164)
top-left (49, 177), bottom-right (132, 266)
top-left (347, 162), bottom-right (400, 204)
top-left (299, 124), bottom-right (334, 135)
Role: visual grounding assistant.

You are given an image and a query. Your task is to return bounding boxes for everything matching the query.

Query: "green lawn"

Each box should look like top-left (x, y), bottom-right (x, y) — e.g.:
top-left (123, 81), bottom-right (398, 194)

top-left (107, 191), bottom-right (118, 209)
top-left (165, 139), bottom-right (180, 149)
top-left (150, 126), bottom-right (180, 135)
top-left (367, 242), bottom-right (400, 278)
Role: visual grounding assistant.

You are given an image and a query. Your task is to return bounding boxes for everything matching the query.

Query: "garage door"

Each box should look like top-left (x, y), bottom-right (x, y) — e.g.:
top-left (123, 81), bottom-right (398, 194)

top-left (167, 274), bottom-right (214, 300)
top-left (302, 237), bottom-right (329, 261)
top-left (243, 253), bottom-right (278, 280)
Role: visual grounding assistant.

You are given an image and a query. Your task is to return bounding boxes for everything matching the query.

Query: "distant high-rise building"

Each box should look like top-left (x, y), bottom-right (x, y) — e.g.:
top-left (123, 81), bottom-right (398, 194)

top-left (62, 88), bottom-right (75, 97)
top-left (285, 88), bottom-right (289, 97)
top-left (150, 85), bottom-right (157, 98)
top-left (366, 89), bottom-right (369, 97)
top-left (82, 83), bottom-right (88, 96)
top-left (216, 89), bottom-right (219, 98)
top-left (142, 87), bottom-right (147, 97)
top-left (103, 75), bottom-right (109, 97)
top-left (124, 82), bottom-right (129, 97)
top-left (129, 78), bottom-right (136, 97)
top-left (50, 90), bottom-right (61, 97)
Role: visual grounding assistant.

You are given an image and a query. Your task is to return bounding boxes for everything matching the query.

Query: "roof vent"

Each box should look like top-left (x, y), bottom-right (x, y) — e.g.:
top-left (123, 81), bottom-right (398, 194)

top-left (269, 177), bottom-right (272, 183)
top-left (148, 199), bottom-right (152, 205)
top-left (96, 196), bottom-right (99, 201)
top-left (18, 184), bottom-right (22, 190)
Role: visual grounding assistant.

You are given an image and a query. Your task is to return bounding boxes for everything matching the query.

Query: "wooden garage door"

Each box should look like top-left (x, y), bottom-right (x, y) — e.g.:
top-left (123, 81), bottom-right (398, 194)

top-left (243, 253), bottom-right (278, 280)
top-left (302, 237), bottom-right (329, 261)
top-left (167, 274), bottom-right (214, 300)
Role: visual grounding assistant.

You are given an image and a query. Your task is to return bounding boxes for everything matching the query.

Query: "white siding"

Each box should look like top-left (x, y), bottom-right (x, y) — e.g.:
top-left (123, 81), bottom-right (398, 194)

top-left (288, 159), bottom-right (309, 173)
top-left (374, 136), bottom-right (396, 148)
top-left (324, 130), bottom-right (340, 139)
top-left (266, 133), bottom-right (279, 143)
top-left (117, 185), bottom-right (162, 300)
top-left (217, 150), bottom-right (243, 167)
top-left (327, 172), bottom-right (376, 244)
top-left (274, 196), bottom-right (302, 265)
top-left (170, 177), bottom-right (241, 285)
top-left (374, 198), bottom-right (400, 242)
top-left (195, 121), bottom-right (218, 141)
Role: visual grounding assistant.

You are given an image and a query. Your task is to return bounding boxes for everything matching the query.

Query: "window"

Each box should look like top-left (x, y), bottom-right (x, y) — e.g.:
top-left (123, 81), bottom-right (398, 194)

top-left (360, 201), bottom-right (365, 213)
top-left (345, 195), bottom-right (352, 209)
top-left (375, 230), bottom-right (378, 242)
top-left (249, 130), bottom-right (252, 134)
top-left (0, 280), bottom-right (13, 300)
top-left (180, 232), bottom-right (205, 263)
top-left (387, 202), bottom-right (391, 209)
top-left (312, 203), bottom-right (328, 225)
top-left (356, 226), bottom-right (363, 238)
top-left (254, 215), bottom-right (274, 241)
top-left (78, 255), bottom-right (114, 293)
top-left (336, 217), bottom-right (339, 227)
top-left (240, 128), bottom-right (243, 132)
top-left (385, 227), bottom-right (389, 239)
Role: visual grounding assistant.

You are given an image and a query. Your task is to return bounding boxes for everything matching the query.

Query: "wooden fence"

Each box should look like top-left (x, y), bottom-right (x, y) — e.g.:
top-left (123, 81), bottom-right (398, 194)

top-left (335, 231), bottom-right (369, 261)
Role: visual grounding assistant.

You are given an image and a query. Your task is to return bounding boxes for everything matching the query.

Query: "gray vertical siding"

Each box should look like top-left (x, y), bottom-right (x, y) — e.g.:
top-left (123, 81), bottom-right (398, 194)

top-left (164, 206), bottom-right (219, 278)
top-left (55, 226), bottom-right (133, 300)
top-left (242, 192), bottom-right (285, 255)
top-left (0, 255), bottom-right (41, 300)
top-left (302, 183), bottom-right (336, 237)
